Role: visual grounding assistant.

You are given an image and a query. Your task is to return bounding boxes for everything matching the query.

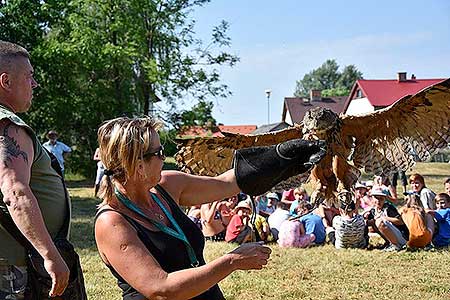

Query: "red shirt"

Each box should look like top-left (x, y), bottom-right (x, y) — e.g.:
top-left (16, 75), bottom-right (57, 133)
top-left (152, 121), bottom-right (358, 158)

top-left (225, 214), bottom-right (244, 242)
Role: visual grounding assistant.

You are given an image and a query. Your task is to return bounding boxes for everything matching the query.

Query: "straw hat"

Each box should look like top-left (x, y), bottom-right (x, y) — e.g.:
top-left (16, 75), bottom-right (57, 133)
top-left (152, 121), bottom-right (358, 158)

top-left (365, 180), bottom-right (374, 188)
top-left (266, 192), bottom-right (279, 201)
top-left (354, 182), bottom-right (367, 190)
top-left (234, 199), bottom-right (252, 212)
top-left (370, 187), bottom-right (389, 197)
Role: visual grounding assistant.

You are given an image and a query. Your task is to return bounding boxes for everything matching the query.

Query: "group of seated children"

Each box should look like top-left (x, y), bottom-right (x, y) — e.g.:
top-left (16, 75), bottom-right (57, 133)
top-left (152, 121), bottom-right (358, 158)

top-left (187, 175), bottom-right (450, 251)
top-left (278, 174), bottom-right (449, 251)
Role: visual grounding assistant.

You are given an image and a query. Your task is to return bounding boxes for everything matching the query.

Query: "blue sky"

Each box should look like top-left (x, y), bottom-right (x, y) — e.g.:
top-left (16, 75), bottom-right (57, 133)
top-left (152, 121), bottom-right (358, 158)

top-left (160, 0), bottom-right (450, 127)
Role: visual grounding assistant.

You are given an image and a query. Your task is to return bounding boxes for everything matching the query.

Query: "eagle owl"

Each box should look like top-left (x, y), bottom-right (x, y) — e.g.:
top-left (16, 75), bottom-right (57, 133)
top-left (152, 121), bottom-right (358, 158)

top-left (175, 78), bottom-right (450, 205)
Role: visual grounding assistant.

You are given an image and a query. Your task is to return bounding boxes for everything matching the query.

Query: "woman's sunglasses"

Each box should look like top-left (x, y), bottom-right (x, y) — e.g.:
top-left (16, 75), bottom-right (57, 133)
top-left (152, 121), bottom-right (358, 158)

top-left (143, 145), bottom-right (165, 159)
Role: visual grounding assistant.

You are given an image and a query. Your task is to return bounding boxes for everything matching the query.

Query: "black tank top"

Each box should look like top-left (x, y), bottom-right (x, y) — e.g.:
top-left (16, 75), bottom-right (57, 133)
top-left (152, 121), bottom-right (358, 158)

top-left (95, 185), bottom-right (225, 300)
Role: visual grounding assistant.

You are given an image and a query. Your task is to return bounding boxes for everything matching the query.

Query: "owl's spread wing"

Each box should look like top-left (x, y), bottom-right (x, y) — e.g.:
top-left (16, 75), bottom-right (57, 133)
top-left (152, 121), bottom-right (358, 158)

top-left (175, 125), bottom-right (303, 177)
top-left (341, 78), bottom-right (450, 175)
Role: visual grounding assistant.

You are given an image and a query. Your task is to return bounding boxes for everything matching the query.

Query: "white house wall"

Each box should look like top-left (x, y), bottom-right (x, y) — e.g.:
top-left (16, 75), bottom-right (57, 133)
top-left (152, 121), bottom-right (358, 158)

top-left (345, 98), bottom-right (374, 116)
top-left (285, 111), bottom-right (293, 125)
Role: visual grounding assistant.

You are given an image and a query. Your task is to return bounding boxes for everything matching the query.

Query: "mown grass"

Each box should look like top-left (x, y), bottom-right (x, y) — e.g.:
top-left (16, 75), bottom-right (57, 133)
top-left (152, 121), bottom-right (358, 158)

top-left (69, 162), bottom-right (450, 300)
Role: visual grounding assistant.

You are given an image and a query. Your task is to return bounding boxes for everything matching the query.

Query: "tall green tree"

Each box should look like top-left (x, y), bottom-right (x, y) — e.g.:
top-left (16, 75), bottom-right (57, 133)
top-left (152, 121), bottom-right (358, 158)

top-left (168, 100), bottom-right (216, 131)
top-left (294, 59), bottom-right (363, 97)
top-left (57, 0), bottom-right (238, 115)
top-left (0, 0), bottom-right (237, 175)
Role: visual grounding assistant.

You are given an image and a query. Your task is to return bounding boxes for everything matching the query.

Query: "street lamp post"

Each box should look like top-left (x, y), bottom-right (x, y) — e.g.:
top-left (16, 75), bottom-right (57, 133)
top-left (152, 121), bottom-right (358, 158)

top-left (265, 89), bottom-right (272, 124)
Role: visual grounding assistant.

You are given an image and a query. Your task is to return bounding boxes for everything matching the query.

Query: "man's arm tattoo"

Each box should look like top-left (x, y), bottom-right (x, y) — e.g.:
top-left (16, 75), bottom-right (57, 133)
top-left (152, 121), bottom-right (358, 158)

top-left (0, 123), bottom-right (29, 167)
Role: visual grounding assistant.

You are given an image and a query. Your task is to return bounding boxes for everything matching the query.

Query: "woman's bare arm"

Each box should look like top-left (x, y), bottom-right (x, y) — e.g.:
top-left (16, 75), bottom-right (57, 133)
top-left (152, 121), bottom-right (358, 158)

top-left (95, 211), bottom-right (270, 300)
top-left (160, 170), bottom-right (240, 206)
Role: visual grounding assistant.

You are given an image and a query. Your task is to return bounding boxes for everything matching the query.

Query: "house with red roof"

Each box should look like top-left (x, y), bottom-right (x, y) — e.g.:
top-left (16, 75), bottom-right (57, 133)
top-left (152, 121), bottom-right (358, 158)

top-left (281, 90), bottom-right (347, 125)
top-left (178, 124), bottom-right (257, 138)
top-left (218, 125), bottom-right (257, 135)
top-left (343, 72), bottom-right (446, 115)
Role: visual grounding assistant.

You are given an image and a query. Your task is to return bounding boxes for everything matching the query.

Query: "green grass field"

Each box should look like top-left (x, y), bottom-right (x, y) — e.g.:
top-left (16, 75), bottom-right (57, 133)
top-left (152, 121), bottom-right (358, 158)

top-left (68, 162), bottom-right (450, 300)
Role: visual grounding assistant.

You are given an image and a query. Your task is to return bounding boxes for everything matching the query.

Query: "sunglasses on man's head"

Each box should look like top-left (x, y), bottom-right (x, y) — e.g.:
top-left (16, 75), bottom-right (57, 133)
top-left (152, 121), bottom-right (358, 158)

top-left (143, 145), bottom-right (165, 159)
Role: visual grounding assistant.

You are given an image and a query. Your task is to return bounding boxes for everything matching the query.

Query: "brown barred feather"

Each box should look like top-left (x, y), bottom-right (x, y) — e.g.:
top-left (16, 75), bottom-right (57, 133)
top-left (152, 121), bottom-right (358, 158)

top-left (175, 125), bottom-right (303, 177)
top-left (342, 78), bottom-right (450, 175)
top-left (175, 79), bottom-right (449, 204)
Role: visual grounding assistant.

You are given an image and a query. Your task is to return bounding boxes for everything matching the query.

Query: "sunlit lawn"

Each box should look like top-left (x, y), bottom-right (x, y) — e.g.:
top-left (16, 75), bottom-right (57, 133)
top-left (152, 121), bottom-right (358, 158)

top-left (68, 162), bottom-right (450, 300)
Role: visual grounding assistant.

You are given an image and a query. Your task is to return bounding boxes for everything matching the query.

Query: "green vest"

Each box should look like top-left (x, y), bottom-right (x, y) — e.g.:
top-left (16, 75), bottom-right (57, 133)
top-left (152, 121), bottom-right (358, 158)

top-left (0, 105), bottom-right (69, 266)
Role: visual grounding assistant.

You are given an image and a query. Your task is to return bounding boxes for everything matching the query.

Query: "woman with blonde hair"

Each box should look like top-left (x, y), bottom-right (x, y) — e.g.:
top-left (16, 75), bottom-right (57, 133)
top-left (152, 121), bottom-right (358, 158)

top-left (94, 116), bottom-right (326, 300)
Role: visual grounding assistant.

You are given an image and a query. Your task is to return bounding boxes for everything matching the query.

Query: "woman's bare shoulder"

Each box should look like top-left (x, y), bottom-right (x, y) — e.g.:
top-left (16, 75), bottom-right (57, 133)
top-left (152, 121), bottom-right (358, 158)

top-left (96, 206), bottom-right (128, 228)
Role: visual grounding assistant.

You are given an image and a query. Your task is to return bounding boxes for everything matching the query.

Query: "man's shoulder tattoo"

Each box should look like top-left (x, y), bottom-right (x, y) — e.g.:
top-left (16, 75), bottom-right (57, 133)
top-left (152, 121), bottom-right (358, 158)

top-left (0, 123), bottom-right (29, 167)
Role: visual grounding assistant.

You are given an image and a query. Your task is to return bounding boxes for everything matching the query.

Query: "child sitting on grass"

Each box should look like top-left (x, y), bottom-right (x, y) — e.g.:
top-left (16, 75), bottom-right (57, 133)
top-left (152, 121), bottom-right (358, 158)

top-left (225, 199), bottom-right (254, 244)
top-left (332, 190), bottom-right (368, 249)
top-left (277, 219), bottom-right (315, 248)
top-left (297, 201), bottom-right (326, 245)
top-left (253, 212), bottom-right (274, 243)
top-left (400, 193), bottom-right (434, 249)
top-left (427, 193), bottom-right (450, 248)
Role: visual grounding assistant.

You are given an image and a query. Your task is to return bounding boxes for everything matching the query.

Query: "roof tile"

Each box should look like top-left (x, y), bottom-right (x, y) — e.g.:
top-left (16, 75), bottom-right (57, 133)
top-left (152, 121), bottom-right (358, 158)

top-left (356, 78), bottom-right (446, 106)
top-left (283, 96), bottom-right (348, 124)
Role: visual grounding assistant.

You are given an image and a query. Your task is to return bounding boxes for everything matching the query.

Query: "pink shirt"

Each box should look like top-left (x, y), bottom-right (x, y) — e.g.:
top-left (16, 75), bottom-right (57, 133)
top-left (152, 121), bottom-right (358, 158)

top-left (277, 220), bottom-right (315, 248)
top-left (282, 189), bottom-right (295, 202)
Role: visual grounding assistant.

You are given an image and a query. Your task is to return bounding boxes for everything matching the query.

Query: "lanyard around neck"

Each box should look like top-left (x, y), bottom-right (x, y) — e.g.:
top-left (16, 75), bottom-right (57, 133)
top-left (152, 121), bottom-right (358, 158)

top-left (114, 187), bottom-right (199, 267)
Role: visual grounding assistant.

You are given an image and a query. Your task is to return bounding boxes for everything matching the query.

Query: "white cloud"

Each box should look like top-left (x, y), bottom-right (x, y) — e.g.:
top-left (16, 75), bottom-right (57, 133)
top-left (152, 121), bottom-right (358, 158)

top-left (212, 31), bottom-right (450, 125)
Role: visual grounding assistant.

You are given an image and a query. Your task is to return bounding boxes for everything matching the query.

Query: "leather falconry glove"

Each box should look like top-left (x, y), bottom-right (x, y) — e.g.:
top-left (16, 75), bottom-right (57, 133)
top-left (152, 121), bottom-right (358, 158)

top-left (234, 139), bottom-right (327, 196)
